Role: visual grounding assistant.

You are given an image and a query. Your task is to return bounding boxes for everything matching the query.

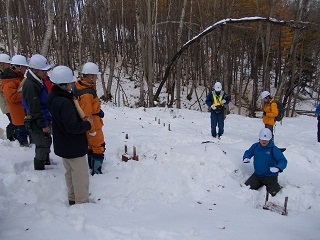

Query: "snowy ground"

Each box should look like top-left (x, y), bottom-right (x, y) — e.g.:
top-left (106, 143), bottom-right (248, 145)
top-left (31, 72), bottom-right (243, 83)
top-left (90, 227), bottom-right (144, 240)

top-left (0, 105), bottom-right (319, 240)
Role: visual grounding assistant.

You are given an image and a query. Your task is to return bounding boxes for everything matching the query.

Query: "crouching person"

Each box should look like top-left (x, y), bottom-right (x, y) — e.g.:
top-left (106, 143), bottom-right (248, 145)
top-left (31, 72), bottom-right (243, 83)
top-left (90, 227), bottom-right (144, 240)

top-left (47, 66), bottom-right (93, 205)
top-left (242, 128), bottom-right (287, 196)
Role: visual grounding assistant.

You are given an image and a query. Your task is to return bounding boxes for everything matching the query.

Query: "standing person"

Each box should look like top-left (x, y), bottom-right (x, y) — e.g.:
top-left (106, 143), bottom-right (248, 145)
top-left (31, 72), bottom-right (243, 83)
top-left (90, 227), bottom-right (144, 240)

top-left (316, 103), bottom-right (320, 143)
top-left (205, 81), bottom-right (230, 139)
top-left (0, 53), bottom-right (17, 141)
top-left (242, 128), bottom-right (287, 197)
top-left (22, 54), bottom-right (52, 170)
top-left (1, 55), bottom-right (30, 146)
top-left (47, 66), bottom-right (92, 205)
top-left (74, 62), bottom-right (105, 176)
top-left (261, 91), bottom-right (278, 135)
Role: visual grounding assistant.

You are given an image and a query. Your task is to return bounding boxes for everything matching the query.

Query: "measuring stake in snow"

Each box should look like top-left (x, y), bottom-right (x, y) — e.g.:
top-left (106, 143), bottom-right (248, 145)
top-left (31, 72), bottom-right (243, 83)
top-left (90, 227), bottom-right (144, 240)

top-left (263, 191), bottom-right (288, 216)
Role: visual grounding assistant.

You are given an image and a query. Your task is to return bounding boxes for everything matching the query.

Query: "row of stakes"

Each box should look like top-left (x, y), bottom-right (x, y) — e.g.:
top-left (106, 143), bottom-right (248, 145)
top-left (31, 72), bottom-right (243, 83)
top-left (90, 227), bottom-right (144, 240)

top-left (121, 117), bottom-right (171, 162)
top-left (122, 133), bottom-right (139, 162)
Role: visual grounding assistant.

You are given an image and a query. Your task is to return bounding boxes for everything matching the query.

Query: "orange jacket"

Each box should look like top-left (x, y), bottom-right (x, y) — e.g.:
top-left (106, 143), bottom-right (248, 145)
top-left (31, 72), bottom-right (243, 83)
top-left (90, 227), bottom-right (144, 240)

top-left (75, 79), bottom-right (105, 154)
top-left (75, 79), bottom-right (103, 133)
top-left (1, 69), bottom-right (25, 125)
top-left (263, 98), bottom-right (278, 126)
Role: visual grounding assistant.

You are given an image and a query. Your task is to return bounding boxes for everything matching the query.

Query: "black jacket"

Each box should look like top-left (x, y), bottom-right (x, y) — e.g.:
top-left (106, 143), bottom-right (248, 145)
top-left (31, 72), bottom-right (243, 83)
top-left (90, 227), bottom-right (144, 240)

top-left (46, 85), bottom-right (91, 158)
top-left (22, 70), bottom-right (52, 128)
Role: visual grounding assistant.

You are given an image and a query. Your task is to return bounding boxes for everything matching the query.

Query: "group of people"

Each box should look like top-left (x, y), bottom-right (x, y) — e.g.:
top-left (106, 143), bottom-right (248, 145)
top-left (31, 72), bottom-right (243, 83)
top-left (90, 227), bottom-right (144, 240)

top-left (0, 52), bottom-right (106, 205)
top-left (1, 52), bottom-right (307, 201)
top-left (206, 83), bottom-right (287, 197)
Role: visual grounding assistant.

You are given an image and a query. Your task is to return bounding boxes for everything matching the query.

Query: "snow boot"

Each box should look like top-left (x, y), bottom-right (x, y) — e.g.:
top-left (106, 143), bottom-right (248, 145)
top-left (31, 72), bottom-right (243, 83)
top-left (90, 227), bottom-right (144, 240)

top-left (91, 157), bottom-right (103, 176)
top-left (45, 153), bottom-right (51, 165)
top-left (34, 159), bottom-right (45, 170)
top-left (87, 152), bottom-right (93, 170)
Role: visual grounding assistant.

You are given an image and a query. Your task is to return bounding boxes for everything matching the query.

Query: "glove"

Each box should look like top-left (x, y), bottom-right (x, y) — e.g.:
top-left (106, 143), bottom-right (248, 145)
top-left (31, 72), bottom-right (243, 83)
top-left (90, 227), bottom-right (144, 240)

top-left (211, 105), bottom-right (216, 110)
top-left (263, 111), bottom-right (266, 116)
top-left (270, 167), bottom-right (279, 173)
top-left (89, 131), bottom-right (97, 137)
top-left (243, 158), bottom-right (250, 163)
top-left (222, 99), bottom-right (226, 104)
top-left (96, 109), bottom-right (104, 118)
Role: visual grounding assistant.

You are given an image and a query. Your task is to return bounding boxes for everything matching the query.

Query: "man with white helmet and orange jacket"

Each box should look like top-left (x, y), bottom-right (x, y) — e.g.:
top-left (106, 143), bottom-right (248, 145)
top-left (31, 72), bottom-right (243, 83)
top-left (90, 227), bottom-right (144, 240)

top-left (0, 53), bottom-right (18, 141)
top-left (261, 90), bottom-right (278, 135)
top-left (74, 62), bottom-right (105, 176)
top-left (1, 54), bottom-right (30, 146)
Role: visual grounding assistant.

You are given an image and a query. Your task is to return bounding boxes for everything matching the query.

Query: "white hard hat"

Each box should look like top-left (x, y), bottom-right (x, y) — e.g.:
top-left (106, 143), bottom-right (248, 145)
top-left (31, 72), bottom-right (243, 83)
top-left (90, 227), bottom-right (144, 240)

top-left (50, 65), bottom-right (76, 84)
top-left (261, 90), bottom-right (270, 99)
top-left (0, 53), bottom-right (11, 63)
top-left (259, 128), bottom-right (272, 141)
top-left (214, 82), bottom-right (222, 91)
top-left (11, 55), bottom-right (28, 67)
top-left (29, 54), bottom-right (51, 71)
top-left (82, 62), bottom-right (101, 75)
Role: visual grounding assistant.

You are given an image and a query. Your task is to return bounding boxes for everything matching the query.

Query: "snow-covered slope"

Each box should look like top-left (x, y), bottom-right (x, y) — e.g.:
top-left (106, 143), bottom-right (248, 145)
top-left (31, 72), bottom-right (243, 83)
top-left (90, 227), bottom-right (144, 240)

top-left (0, 106), bottom-right (319, 240)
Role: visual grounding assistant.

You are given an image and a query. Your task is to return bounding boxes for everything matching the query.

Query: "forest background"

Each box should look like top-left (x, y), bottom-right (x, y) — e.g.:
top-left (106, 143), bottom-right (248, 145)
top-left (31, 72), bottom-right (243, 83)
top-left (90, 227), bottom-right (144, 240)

top-left (0, 0), bottom-right (320, 116)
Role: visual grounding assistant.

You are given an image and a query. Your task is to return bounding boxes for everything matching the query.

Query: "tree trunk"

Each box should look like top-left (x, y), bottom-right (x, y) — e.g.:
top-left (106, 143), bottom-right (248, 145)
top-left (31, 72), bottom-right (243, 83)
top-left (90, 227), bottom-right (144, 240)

top-left (6, 0), bottom-right (14, 56)
top-left (40, 0), bottom-right (54, 57)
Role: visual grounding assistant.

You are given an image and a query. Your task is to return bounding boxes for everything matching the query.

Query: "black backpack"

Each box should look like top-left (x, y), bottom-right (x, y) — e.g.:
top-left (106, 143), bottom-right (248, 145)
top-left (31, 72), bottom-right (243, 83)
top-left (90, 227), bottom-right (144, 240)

top-left (274, 100), bottom-right (285, 122)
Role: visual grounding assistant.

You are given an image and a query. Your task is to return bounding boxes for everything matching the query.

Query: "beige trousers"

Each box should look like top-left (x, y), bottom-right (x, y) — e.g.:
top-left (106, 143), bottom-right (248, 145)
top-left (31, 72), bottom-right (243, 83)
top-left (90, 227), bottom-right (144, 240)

top-left (63, 155), bottom-right (89, 204)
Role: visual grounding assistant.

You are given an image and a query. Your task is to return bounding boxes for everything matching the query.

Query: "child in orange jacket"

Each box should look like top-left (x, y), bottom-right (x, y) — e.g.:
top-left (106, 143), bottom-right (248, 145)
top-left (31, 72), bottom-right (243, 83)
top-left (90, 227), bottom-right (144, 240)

top-left (74, 62), bottom-right (105, 175)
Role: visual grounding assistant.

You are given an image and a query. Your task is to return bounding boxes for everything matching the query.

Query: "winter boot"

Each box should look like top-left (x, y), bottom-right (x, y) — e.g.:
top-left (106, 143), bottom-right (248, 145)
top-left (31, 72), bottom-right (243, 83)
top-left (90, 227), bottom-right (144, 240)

top-left (87, 153), bottom-right (93, 170)
top-left (91, 157), bottom-right (104, 176)
top-left (34, 159), bottom-right (45, 170)
top-left (45, 153), bottom-right (51, 165)
top-left (6, 124), bottom-right (17, 141)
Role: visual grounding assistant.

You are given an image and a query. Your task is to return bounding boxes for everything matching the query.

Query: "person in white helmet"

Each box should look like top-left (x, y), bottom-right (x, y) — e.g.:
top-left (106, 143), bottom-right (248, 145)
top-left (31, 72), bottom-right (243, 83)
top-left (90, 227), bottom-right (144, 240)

top-left (261, 90), bottom-right (278, 135)
top-left (74, 62), bottom-right (105, 176)
top-left (242, 128), bottom-right (287, 196)
top-left (22, 54), bottom-right (52, 170)
top-left (205, 81), bottom-right (230, 139)
top-left (47, 66), bottom-right (93, 205)
top-left (0, 53), bottom-right (18, 141)
top-left (1, 54), bottom-right (30, 146)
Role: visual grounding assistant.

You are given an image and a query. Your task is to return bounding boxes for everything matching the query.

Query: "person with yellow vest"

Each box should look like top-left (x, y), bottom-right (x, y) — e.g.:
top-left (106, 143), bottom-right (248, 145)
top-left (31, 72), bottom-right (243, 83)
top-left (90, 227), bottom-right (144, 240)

top-left (205, 82), bottom-right (230, 139)
top-left (261, 91), bottom-right (278, 136)
top-left (1, 55), bottom-right (30, 146)
top-left (74, 62), bottom-right (105, 176)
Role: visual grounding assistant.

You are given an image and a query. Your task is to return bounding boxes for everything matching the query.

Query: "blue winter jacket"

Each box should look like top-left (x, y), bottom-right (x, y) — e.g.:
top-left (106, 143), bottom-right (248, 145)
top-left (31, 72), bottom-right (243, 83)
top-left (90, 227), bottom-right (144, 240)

top-left (243, 141), bottom-right (287, 177)
top-left (316, 104), bottom-right (320, 122)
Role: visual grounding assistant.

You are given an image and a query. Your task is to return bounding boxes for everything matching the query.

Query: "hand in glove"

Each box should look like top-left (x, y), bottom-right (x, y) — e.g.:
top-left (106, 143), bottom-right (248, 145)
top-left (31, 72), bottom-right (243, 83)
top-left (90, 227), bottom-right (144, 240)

top-left (263, 111), bottom-right (266, 116)
top-left (97, 109), bottom-right (104, 118)
top-left (211, 105), bottom-right (216, 110)
top-left (222, 99), bottom-right (226, 104)
top-left (243, 158), bottom-right (250, 163)
top-left (270, 167), bottom-right (279, 173)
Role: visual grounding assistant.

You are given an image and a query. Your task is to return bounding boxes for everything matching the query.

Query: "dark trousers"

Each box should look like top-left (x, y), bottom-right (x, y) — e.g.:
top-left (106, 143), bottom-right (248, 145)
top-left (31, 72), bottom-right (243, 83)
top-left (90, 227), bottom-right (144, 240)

top-left (265, 124), bottom-right (274, 139)
top-left (30, 131), bottom-right (52, 162)
top-left (210, 112), bottom-right (224, 137)
top-left (17, 125), bottom-right (29, 144)
top-left (245, 173), bottom-right (281, 196)
top-left (5, 113), bottom-right (17, 141)
top-left (318, 122), bottom-right (320, 142)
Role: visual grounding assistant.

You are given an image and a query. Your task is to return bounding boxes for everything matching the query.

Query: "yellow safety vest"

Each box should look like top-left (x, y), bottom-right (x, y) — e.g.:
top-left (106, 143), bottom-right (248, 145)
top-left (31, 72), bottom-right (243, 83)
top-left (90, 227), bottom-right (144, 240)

top-left (212, 91), bottom-right (223, 107)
